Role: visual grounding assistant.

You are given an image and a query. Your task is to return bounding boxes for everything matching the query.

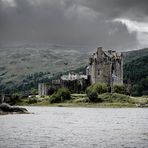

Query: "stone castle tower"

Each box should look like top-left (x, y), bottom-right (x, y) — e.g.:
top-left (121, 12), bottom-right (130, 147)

top-left (38, 83), bottom-right (48, 96)
top-left (88, 47), bottom-right (123, 86)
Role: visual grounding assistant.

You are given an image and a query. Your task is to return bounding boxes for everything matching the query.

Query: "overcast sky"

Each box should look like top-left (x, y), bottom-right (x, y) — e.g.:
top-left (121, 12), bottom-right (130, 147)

top-left (0, 0), bottom-right (148, 50)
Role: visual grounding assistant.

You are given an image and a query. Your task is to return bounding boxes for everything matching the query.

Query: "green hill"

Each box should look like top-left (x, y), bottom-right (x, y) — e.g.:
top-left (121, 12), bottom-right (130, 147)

top-left (123, 48), bottom-right (148, 96)
top-left (124, 48), bottom-right (148, 64)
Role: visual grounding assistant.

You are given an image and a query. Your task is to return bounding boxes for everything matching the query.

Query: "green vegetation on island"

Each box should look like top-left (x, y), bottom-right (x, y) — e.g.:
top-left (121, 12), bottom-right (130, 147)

top-left (15, 83), bottom-right (148, 108)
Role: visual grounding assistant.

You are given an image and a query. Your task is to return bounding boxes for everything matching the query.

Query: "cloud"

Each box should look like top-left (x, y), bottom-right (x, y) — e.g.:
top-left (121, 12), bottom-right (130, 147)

top-left (0, 0), bottom-right (145, 50)
top-left (114, 18), bottom-right (148, 33)
top-left (80, 0), bottom-right (148, 49)
top-left (81, 0), bottom-right (148, 20)
top-left (114, 18), bottom-right (148, 48)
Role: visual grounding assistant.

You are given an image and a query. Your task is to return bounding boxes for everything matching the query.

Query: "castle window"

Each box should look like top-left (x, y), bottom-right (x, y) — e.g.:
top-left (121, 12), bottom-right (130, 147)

top-left (98, 70), bottom-right (100, 75)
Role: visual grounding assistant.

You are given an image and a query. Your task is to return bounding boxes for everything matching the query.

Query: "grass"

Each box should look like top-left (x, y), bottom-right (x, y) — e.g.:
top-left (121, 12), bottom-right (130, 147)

top-left (15, 93), bottom-right (148, 108)
top-left (98, 93), bottom-right (132, 103)
top-left (130, 96), bottom-right (148, 104)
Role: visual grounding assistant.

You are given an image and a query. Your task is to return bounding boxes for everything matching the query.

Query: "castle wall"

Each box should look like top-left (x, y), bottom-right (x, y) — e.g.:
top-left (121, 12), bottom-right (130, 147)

top-left (38, 83), bottom-right (48, 96)
top-left (112, 56), bottom-right (123, 85)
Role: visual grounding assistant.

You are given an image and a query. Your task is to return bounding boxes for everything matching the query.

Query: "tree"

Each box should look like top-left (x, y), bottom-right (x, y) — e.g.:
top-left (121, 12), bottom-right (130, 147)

top-left (49, 88), bottom-right (71, 103)
top-left (113, 85), bottom-right (126, 94)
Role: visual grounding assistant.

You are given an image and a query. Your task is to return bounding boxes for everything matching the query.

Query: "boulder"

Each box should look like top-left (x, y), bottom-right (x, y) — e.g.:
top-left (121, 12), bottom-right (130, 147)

top-left (0, 103), bottom-right (29, 114)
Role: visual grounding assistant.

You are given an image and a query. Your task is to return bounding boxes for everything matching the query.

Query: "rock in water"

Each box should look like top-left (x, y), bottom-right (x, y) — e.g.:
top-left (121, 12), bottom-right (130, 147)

top-left (0, 103), bottom-right (28, 114)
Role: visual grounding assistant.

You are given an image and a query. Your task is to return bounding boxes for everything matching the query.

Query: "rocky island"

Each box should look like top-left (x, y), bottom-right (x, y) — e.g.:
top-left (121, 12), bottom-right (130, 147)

top-left (0, 103), bottom-right (29, 115)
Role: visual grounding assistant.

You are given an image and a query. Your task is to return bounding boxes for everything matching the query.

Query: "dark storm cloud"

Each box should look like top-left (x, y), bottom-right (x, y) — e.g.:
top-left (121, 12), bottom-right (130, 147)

top-left (0, 0), bottom-right (146, 50)
top-left (82, 0), bottom-right (148, 20)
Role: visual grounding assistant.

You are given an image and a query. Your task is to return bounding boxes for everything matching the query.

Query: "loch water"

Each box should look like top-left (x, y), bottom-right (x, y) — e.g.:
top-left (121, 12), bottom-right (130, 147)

top-left (0, 107), bottom-right (148, 148)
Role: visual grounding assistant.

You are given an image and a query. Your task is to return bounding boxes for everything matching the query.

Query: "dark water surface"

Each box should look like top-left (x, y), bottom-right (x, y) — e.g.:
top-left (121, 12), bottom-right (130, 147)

top-left (0, 107), bottom-right (148, 148)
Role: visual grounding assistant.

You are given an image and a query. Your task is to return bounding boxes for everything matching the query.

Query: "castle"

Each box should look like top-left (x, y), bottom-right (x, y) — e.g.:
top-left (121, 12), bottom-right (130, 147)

top-left (38, 47), bottom-right (123, 95)
top-left (87, 47), bottom-right (123, 85)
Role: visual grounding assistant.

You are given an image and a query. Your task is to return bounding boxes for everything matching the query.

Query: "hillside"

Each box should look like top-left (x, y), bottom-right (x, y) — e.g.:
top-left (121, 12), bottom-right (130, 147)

top-left (0, 43), bottom-right (90, 81)
top-left (124, 48), bottom-right (148, 96)
top-left (0, 44), bottom-right (148, 95)
top-left (0, 43), bottom-right (90, 93)
top-left (123, 48), bottom-right (148, 83)
top-left (123, 48), bottom-right (148, 64)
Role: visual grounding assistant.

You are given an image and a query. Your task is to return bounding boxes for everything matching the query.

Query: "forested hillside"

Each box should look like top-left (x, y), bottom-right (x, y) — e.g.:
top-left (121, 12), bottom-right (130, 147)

top-left (124, 48), bottom-right (148, 96)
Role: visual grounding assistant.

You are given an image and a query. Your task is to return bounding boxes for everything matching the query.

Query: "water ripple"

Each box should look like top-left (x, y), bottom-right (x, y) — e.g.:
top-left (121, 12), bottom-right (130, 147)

top-left (0, 107), bottom-right (148, 148)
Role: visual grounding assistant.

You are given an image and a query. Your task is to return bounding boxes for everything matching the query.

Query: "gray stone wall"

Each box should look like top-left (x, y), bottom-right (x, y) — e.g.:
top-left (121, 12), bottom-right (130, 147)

top-left (38, 83), bottom-right (48, 96)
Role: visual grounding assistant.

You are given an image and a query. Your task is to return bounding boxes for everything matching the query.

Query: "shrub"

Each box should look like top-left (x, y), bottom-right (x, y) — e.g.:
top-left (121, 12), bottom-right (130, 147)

top-left (31, 88), bottom-right (38, 95)
top-left (87, 90), bottom-right (102, 102)
top-left (86, 83), bottom-right (108, 95)
top-left (87, 91), bottom-right (98, 102)
top-left (28, 97), bottom-right (37, 104)
top-left (49, 88), bottom-right (71, 103)
top-left (93, 83), bottom-right (108, 94)
top-left (49, 93), bottom-right (61, 104)
top-left (113, 85), bottom-right (126, 94)
top-left (86, 83), bottom-right (108, 102)
top-left (10, 93), bottom-right (20, 105)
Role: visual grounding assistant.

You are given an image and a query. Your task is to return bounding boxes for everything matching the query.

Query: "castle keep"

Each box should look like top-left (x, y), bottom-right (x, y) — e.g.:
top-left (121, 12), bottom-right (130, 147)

top-left (88, 47), bottom-right (123, 85)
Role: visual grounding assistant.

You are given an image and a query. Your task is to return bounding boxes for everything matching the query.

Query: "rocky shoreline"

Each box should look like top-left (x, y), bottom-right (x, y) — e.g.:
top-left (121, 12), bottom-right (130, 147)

top-left (0, 103), bottom-right (30, 115)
